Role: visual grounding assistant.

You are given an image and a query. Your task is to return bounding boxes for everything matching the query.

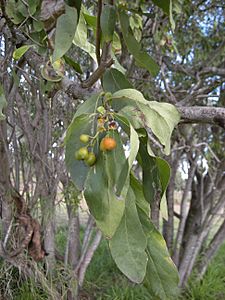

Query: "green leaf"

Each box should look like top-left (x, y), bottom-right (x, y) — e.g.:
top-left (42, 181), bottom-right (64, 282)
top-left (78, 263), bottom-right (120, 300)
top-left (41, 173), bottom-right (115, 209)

top-left (13, 45), bottom-right (33, 61)
top-left (52, 5), bottom-right (78, 62)
top-left (112, 88), bottom-right (146, 111)
top-left (111, 52), bottom-right (126, 74)
top-left (83, 11), bottom-right (121, 56)
top-left (111, 89), bottom-right (180, 155)
top-left (112, 32), bottom-right (122, 53)
top-left (139, 211), bottom-right (179, 299)
top-left (170, 0), bottom-right (176, 31)
top-left (0, 84), bottom-right (7, 121)
top-left (74, 93), bottom-right (102, 118)
top-left (119, 11), bottom-right (159, 77)
top-left (138, 138), bottom-right (171, 220)
top-left (102, 68), bottom-right (133, 93)
top-left (73, 12), bottom-right (96, 61)
top-left (65, 114), bottom-right (96, 190)
top-left (109, 187), bottom-right (148, 283)
top-left (100, 4), bottom-right (116, 42)
top-left (138, 103), bottom-right (172, 154)
top-left (64, 55), bottom-right (83, 74)
top-left (139, 139), bottom-right (161, 206)
top-left (17, 1), bottom-right (29, 17)
top-left (115, 116), bottom-right (139, 199)
top-left (130, 174), bottom-right (150, 216)
top-left (84, 131), bottom-right (126, 238)
top-left (152, 0), bottom-right (175, 31)
top-left (33, 20), bottom-right (44, 32)
top-left (156, 157), bottom-right (171, 199)
top-left (28, 0), bottom-right (39, 15)
top-left (83, 13), bottom-right (97, 29)
top-left (152, 0), bottom-right (170, 14)
top-left (6, 0), bottom-right (25, 24)
top-left (67, 0), bottom-right (82, 19)
top-left (147, 101), bottom-right (180, 154)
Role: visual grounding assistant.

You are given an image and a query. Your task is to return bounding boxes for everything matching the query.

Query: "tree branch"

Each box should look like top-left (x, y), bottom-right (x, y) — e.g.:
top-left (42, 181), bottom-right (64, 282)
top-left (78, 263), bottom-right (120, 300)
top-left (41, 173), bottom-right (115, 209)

top-left (177, 106), bottom-right (225, 129)
top-left (199, 66), bottom-right (225, 77)
top-left (82, 58), bottom-right (113, 88)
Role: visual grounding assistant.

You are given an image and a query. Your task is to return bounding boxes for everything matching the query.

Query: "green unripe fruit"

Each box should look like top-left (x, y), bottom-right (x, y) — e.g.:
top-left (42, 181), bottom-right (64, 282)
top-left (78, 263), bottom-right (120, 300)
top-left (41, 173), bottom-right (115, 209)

top-left (105, 92), bottom-right (112, 100)
top-left (97, 106), bottom-right (106, 114)
top-left (75, 150), bottom-right (82, 160)
top-left (76, 147), bottom-right (89, 160)
top-left (85, 152), bottom-right (96, 166)
top-left (79, 134), bottom-right (89, 143)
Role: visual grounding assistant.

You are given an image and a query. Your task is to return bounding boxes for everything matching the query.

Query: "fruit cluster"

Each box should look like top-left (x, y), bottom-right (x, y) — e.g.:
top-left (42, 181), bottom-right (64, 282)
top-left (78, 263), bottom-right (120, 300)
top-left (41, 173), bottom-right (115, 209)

top-left (75, 104), bottom-right (118, 167)
top-left (75, 135), bottom-right (97, 166)
top-left (75, 134), bottom-right (117, 167)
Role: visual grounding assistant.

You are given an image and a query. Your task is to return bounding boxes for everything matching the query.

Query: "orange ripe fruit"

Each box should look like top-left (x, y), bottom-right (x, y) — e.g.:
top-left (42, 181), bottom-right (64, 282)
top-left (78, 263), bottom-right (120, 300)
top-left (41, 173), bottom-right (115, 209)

top-left (100, 137), bottom-right (117, 151)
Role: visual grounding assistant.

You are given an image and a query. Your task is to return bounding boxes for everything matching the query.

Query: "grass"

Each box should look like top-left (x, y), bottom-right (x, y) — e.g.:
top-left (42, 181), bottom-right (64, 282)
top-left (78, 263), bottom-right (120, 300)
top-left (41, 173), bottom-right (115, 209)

top-left (2, 227), bottom-right (225, 299)
top-left (84, 239), bottom-right (150, 299)
top-left (83, 238), bottom-right (225, 300)
top-left (182, 243), bottom-right (225, 300)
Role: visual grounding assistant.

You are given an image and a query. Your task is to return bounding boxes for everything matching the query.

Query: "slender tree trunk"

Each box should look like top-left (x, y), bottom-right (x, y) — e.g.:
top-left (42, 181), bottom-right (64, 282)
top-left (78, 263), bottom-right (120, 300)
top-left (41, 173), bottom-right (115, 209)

top-left (163, 154), bottom-right (181, 252)
top-left (67, 211), bottom-right (81, 268)
top-left (66, 209), bottom-right (81, 300)
top-left (41, 191), bottom-right (56, 271)
top-left (0, 121), bottom-right (12, 238)
top-left (173, 158), bottom-right (198, 265)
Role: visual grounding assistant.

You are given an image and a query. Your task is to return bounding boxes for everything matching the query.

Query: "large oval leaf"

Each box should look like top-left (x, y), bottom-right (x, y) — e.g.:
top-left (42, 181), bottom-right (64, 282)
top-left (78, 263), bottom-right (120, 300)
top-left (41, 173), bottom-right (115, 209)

top-left (73, 11), bottom-right (96, 61)
top-left (115, 114), bottom-right (139, 199)
top-left (65, 114), bottom-right (96, 190)
top-left (100, 4), bottom-right (116, 42)
top-left (141, 212), bottom-right (179, 299)
top-left (109, 187), bottom-right (148, 283)
top-left (74, 93), bottom-right (102, 118)
top-left (53, 5), bottom-right (77, 62)
top-left (84, 131), bottom-right (126, 238)
top-left (102, 68), bottom-right (133, 93)
top-left (111, 89), bottom-right (180, 155)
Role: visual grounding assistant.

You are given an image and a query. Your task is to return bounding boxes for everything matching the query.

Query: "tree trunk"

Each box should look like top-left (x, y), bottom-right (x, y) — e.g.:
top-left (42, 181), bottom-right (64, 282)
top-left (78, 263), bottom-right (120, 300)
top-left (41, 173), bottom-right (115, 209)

top-left (173, 158), bottom-right (198, 265)
top-left (163, 153), bottom-right (181, 252)
top-left (0, 121), bottom-right (12, 238)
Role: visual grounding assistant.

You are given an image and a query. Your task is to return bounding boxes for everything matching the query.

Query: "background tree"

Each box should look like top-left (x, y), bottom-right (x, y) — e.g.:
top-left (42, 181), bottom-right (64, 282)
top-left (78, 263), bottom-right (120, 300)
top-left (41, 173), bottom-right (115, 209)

top-left (0, 0), bottom-right (224, 299)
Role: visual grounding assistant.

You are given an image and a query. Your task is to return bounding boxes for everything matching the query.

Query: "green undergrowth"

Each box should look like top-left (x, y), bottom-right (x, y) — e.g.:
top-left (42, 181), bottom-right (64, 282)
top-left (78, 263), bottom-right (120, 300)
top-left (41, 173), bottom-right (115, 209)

top-left (181, 243), bottom-right (225, 300)
top-left (84, 238), bottom-right (225, 300)
top-left (1, 227), bottom-right (225, 299)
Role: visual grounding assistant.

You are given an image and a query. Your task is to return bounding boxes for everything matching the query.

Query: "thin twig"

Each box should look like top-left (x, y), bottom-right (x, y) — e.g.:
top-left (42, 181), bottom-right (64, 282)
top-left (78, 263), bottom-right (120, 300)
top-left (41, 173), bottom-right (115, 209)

top-left (96, 0), bottom-right (102, 65)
